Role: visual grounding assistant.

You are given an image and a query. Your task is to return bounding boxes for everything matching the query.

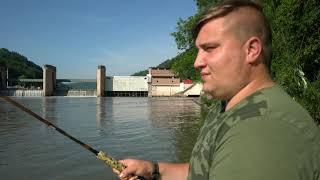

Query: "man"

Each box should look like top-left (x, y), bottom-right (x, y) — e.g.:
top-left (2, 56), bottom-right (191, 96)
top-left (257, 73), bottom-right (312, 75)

top-left (116, 0), bottom-right (320, 180)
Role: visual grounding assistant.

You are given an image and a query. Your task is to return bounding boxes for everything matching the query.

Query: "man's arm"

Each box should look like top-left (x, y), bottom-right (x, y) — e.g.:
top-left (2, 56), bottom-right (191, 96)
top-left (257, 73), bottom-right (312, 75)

top-left (117, 159), bottom-right (189, 180)
top-left (210, 118), bottom-right (299, 180)
top-left (159, 162), bottom-right (189, 180)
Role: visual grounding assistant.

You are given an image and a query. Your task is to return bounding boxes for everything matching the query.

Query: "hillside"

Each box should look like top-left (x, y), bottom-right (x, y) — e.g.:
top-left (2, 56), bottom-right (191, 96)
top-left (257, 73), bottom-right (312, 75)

top-left (0, 48), bottom-right (42, 79)
top-left (132, 59), bottom-right (174, 76)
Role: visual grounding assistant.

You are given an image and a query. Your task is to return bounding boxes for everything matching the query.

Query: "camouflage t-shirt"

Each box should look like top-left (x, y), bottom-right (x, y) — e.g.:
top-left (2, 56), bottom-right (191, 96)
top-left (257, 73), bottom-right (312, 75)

top-left (188, 85), bottom-right (320, 180)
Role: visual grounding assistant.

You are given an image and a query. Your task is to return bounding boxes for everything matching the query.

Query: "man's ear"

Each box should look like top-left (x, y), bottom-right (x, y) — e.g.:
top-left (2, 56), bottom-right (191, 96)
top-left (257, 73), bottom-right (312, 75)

top-left (245, 37), bottom-right (262, 64)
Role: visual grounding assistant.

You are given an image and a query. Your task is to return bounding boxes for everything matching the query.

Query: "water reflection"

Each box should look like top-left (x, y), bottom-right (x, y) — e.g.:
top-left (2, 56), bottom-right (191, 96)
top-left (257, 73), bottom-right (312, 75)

top-left (0, 98), bottom-right (10, 166)
top-left (0, 97), bottom-right (202, 180)
top-left (96, 97), bottom-right (107, 129)
top-left (0, 98), bottom-right (29, 134)
top-left (149, 97), bottom-right (202, 162)
top-left (42, 97), bottom-right (57, 122)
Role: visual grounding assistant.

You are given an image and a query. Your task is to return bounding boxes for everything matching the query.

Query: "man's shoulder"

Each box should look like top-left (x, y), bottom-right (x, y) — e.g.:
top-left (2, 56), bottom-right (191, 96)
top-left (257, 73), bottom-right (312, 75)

top-left (200, 86), bottom-right (320, 180)
top-left (225, 85), bottom-right (313, 126)
top-left (210, 115), bottom-right (320, 180)
top-left (216, 85), bottom-right (318, 147)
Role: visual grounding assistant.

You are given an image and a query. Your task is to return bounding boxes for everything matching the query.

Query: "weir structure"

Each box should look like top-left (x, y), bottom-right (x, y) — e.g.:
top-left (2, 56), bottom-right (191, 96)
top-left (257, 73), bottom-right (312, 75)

top-left (105, 76), bottom-right (148, 97)
top-left (0, 64), bottom-right (202, 97)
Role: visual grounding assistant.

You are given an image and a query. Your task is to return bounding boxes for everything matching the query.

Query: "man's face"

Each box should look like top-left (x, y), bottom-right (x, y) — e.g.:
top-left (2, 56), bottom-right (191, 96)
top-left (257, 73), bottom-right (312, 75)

top-left (194, 17), bottom-right (250, 100)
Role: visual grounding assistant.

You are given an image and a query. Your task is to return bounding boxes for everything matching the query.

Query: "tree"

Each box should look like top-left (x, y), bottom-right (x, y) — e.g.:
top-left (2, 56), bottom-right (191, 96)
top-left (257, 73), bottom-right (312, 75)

top-left (170, 0), bottom-right (320, 123)
top-left (171, 47), bottom-right (200, 81)
top-left (0, 48), bottom-right (42, 80)
top-left (131, 59), bottom-right (174, 76)
top-left (262, 0), bottom-right (320, 123)
top-left (169, 0), bottom-right (221, 81)
top-left (171, 16), bottom-right (199, 51)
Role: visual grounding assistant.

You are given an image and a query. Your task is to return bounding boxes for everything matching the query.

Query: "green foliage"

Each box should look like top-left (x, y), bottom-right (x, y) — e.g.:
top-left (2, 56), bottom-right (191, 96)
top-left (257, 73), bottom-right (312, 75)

top-left (171, 16), bottom-right (199, 51)
top-left (169, 0), bottom-right (320, 124)
top-left (157, 59), bottom-right (174, 69)
top-left (171, 47), bottom-right (200, 81)
top-left (0, 48), bottom-right (42, 79)
top-left (131, 59), bottom-right (174, 76)
top-left (169, 0), bottom-right (220, 81)
top-left (262, 0), bottom-right (320, 124)
top-left (170, 0), bottom-right (219, 51)
top-left (299, 81), bottom-right (320, 125)
top-left (195, 0), bottom-right (220, 11)
top-left (132, 70), bottom-right (149, 76)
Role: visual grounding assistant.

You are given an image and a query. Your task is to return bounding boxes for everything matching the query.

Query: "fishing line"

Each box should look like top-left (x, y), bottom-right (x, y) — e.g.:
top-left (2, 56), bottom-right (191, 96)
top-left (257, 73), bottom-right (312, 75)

top-left (1, 96), bottom-right (143, 179)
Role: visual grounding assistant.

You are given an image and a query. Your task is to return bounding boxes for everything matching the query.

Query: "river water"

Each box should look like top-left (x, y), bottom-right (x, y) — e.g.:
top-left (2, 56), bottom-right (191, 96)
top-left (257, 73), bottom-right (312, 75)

top-left (0, 97), bottom-right (202, 180)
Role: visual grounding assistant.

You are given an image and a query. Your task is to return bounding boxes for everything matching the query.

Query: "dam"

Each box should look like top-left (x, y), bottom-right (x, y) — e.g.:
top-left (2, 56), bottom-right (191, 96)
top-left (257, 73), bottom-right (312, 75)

top-left (0, 65), bottom-right (202, 97)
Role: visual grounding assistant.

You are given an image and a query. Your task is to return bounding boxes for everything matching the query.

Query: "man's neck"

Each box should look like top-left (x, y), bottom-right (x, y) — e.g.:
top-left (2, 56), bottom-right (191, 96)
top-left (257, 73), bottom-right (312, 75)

top-left (225, 77), bottom-right (274, 111)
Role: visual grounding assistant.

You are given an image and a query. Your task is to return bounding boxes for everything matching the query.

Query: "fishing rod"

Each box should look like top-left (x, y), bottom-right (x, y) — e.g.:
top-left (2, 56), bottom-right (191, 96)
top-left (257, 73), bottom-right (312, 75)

top-left (1, 96), bottom-right (144, 179)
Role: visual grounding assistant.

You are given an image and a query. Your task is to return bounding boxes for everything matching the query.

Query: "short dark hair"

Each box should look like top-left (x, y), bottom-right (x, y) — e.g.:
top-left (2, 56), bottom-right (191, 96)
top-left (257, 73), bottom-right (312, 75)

top-left (193, 0), bottom-right (272, 70)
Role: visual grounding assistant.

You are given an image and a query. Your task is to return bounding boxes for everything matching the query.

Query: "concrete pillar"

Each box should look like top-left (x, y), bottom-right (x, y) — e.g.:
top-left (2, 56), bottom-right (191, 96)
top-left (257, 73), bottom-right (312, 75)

top-left (97, 65), bottom-right (106, 97)
top-left (147, 67), bottom-right (152, 97)
top-left (0, 66), bottom-right (6, 89)
top-left (43, 65), bottom-right (56, 96)
top-left (52, 66), bottom-right (56, 90)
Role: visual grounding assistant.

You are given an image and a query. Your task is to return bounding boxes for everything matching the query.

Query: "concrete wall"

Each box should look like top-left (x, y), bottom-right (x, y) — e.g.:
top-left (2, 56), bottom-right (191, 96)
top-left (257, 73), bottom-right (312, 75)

top-left (183, 83), bottom-right (203, 96)
top-left (151, 84), bottom-right (183, 96)
top-left (151, 78), bottom-right (180, 85)
top-left (150, 69), bottom-right (175, 77)
top-left (96, 65), bottom-right (106, 97)
top-left (66, 90), bottom-right (97, 96)
top-left (43, 65), bottom-right (56, 96)
top-left (150, 83), bottom-right (203, 97)
top-left (105, 76), bottom-right (148, 91)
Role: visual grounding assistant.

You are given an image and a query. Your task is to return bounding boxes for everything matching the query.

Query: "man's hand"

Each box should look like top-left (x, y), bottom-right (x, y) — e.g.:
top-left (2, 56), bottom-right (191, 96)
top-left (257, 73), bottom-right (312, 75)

top-left (113, 159), bottom-right (154, 180)
top-left (113, 159), bottom-right (189, 180)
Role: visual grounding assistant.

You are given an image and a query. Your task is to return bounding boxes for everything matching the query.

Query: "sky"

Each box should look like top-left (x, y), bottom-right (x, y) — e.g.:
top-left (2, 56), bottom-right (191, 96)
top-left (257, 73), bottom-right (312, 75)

top-left (0, 0), bottom-right (197, 79)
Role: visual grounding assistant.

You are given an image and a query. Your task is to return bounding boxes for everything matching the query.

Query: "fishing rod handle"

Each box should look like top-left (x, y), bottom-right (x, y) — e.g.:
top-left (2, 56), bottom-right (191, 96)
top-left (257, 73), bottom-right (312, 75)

top-left (96, 151), bottom-right (146, 180)
top-left (97, 151), bottom-right (126, 172)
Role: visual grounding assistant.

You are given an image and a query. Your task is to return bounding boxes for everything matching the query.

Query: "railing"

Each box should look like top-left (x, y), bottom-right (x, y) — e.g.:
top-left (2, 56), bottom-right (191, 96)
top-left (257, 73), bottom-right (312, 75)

top-left (0, 89), bottom-right (43, 96)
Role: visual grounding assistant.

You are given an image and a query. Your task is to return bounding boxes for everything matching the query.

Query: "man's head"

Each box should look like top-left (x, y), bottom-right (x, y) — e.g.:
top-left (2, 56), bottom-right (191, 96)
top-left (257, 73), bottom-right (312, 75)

top-left (194, 0), bottom-right (272, 68)
top-left (193, 0), bottom-right (273, 100)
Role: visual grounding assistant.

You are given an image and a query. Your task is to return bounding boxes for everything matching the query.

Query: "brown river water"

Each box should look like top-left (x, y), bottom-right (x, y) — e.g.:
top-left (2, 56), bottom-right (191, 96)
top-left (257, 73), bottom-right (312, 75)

top-left (0, 97), bottom-right (202, 180)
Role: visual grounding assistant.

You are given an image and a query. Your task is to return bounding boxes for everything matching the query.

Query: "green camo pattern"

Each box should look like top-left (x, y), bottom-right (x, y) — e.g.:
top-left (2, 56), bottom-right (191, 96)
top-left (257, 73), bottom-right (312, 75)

top-left (187, 86), bottom-right (320, 180)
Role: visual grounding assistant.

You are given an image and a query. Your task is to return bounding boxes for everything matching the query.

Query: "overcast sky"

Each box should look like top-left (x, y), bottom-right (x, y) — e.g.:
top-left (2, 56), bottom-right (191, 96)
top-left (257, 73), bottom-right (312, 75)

top-left (0, 0), bottom-right (197, 78)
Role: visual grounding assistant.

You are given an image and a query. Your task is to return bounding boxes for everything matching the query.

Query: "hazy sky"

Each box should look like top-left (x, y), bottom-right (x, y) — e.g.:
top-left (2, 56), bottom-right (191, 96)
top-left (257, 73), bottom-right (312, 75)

top-left (0, 0), bottom-right (197, 78)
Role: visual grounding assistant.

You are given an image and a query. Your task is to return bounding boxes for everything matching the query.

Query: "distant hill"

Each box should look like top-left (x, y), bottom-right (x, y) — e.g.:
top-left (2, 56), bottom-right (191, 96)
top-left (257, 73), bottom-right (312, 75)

top-left (132, 59), bottom-right (175, 76)
top-left (131, 49), bottom-right (200, 81)
top-left (0, 48), bottom-right (42, 79)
